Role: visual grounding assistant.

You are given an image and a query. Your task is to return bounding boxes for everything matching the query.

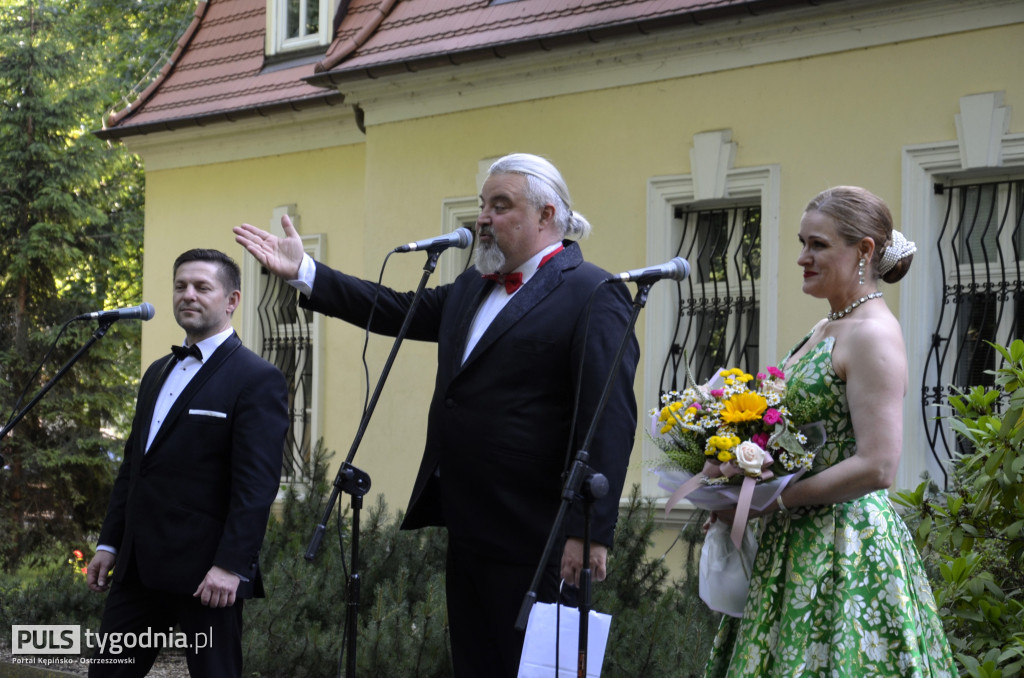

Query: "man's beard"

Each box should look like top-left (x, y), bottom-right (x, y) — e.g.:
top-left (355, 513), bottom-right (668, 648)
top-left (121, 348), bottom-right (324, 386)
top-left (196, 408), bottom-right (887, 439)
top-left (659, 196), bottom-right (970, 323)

top-left (474, 239), bottom-right (506, 275)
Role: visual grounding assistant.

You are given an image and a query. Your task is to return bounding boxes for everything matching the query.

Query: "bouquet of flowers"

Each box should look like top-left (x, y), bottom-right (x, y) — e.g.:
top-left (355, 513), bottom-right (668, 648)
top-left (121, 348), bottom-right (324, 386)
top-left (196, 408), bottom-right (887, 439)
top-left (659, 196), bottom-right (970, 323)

top-left (650, 365), bottom-right (826, 549)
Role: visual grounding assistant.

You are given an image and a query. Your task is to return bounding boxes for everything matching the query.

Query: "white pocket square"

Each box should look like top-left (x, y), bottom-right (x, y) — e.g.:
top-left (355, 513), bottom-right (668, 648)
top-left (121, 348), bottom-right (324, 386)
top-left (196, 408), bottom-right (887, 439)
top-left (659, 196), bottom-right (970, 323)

top-left (188, 409), bottom-right (227, 419)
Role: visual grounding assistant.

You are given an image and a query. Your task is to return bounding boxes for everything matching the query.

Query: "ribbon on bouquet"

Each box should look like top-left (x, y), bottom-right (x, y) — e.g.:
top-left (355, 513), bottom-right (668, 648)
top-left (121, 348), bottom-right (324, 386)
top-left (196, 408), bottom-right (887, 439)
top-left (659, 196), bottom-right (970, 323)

top-left (665, 454), bottom-right (776, 550)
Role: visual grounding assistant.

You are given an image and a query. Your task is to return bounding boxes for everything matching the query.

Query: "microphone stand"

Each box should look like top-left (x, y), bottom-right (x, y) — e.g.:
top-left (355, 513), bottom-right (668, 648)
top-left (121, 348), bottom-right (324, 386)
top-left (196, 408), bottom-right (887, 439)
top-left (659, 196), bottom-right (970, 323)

top-left (515, 281), bottom-right (652, 678)
top-left (1, 318), bottom-right (118, 466)
top-left (304, 247), bottom-right (445, 678)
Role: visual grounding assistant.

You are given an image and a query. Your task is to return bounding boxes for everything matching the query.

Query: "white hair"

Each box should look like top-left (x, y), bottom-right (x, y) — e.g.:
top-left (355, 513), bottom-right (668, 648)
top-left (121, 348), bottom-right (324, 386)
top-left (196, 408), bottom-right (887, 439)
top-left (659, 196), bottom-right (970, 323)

top-left (486, 153), bottom-right (591, 239)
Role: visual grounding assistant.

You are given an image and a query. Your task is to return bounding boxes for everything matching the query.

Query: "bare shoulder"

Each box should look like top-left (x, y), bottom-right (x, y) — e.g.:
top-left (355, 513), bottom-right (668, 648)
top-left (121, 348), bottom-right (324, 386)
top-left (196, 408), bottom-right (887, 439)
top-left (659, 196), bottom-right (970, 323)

top-left (831, 310), bottom-right (906, 381)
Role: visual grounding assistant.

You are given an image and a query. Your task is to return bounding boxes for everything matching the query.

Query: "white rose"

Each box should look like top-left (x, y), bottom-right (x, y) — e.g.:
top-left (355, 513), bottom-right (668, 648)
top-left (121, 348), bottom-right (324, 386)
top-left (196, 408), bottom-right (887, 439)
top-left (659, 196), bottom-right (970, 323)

top-left (734, 440), bottom-right (766, 475)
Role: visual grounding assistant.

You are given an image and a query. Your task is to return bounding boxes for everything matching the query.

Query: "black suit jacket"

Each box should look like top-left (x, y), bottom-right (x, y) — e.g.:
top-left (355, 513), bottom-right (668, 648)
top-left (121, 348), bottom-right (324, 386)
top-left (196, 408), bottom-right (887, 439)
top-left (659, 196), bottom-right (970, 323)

top-left (302, 241), bottom-right (638, 563)
top-left (98, 333), bottom-right (288, 597)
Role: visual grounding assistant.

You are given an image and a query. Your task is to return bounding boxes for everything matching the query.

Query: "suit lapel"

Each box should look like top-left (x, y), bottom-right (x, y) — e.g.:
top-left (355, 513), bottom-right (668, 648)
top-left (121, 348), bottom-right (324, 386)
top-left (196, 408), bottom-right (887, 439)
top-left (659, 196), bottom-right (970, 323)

top-left (450, 277), bottom-right (491, 374)
top-left (133, 355), bottom-right (178, 461)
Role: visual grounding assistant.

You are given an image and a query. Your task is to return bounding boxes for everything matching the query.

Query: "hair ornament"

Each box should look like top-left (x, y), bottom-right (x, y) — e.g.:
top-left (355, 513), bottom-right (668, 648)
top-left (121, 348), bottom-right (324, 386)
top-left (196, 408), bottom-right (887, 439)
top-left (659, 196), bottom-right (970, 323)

top-left (878, 229), bottom-right (916, 275)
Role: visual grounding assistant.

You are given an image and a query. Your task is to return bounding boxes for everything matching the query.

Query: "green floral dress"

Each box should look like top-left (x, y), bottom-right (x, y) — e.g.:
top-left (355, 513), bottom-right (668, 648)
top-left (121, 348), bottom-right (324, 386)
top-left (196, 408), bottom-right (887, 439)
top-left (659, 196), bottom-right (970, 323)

top-left (704, 336), bottom-right (955, 677)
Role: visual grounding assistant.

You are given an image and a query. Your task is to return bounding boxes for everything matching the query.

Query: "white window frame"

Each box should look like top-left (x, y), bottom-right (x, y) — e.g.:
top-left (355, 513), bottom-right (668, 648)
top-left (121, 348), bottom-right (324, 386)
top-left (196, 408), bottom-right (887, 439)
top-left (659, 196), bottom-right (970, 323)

top-left (901, 91), bottom-right (1024, 491)
top-left (440, 197), bottom-right (478, 284)
top-left (644, 159), bottom-right (780, 520)
top-left (267, 0), bottom-right (333, 56)
top-left (240, 205), bottom-right (323, 494)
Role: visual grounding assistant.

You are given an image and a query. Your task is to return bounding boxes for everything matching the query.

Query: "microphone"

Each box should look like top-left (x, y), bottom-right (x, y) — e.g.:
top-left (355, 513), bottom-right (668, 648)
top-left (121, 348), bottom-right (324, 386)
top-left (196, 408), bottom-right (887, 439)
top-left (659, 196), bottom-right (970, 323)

top-left (394, 227), bottom-right (473, 253)
top-left (76, 302), bottom-right (156, 322)
top-left (611, 257), bottom-right (690, 283)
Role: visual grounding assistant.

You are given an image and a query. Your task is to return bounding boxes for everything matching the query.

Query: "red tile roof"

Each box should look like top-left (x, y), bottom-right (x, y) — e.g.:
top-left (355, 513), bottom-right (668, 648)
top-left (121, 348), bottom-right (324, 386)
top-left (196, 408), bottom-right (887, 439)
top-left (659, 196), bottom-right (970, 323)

top-left (313, 0), bottom-right (804, 83)
top-left (99, 0), bottom-right (810, 138)
top-left (98, 0), bottom-right (342, 138)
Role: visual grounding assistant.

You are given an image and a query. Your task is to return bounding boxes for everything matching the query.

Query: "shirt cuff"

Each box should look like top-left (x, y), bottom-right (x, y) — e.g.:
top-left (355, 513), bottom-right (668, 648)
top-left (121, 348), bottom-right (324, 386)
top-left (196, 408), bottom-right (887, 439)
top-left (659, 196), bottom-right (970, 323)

top-left (96, 544), bottom-right (117, 555)
top-left (288, 253), bottom-right (315, 297)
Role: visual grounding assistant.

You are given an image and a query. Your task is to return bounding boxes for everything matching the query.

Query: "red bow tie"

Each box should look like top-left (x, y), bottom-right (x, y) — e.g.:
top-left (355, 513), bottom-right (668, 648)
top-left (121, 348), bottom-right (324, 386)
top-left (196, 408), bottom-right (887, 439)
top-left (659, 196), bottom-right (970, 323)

top-left (481, 245), bottom-right (564, 294)
top-left (482, 271), bottom-right (524, 294)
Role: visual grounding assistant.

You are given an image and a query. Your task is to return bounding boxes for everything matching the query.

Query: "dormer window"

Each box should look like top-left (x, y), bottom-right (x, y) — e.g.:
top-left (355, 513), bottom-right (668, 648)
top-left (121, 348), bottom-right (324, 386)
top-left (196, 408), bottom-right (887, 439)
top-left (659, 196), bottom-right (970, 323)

top-left (268, 0), bottom-right (333, 55)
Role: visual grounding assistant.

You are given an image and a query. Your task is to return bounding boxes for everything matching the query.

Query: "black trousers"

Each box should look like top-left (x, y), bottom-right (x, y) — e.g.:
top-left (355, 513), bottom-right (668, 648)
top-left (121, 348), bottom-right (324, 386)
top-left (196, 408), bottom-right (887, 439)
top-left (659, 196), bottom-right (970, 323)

top-left (445, 537), bottom-right (568, 678)
top-left (88, 565), bottom-right (244, 678)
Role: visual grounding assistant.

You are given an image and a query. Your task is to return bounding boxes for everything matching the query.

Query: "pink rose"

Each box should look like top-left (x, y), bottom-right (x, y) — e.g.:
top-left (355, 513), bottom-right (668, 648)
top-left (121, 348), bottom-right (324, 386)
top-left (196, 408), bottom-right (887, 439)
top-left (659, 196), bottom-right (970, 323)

top-left (710, 389), bottom-right (725, 398)
top-left (751, 432), bottom-right (770, 448)
top-left (763, 408), bottom-right (782, 425)
top-left (767, 366), bottom-right (785, 379)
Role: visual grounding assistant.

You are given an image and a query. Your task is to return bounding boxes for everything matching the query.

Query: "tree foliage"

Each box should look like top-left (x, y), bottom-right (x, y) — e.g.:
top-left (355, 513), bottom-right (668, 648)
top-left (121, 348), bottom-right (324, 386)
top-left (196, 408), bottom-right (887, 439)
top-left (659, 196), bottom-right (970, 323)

top-left (0, 0), bottom-right (194, 571)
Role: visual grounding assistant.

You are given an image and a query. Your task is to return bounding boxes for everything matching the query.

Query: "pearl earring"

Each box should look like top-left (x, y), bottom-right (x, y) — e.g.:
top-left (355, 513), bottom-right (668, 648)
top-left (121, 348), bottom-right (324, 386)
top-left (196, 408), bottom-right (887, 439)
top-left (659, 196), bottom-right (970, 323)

top-left (858, 258), bottom-right (866, 285)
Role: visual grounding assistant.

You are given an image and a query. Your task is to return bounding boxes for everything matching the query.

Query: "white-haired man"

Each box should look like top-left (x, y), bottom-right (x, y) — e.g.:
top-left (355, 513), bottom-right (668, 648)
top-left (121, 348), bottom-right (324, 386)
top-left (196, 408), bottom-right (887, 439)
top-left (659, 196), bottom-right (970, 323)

top-left (234, 153), bottom-right (638, 677)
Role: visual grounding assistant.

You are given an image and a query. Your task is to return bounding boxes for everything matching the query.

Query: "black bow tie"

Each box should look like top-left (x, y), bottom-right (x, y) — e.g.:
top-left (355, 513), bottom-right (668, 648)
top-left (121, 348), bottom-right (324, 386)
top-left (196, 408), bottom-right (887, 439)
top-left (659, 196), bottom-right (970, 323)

top-left (171, 344), bottom-right (203, 362)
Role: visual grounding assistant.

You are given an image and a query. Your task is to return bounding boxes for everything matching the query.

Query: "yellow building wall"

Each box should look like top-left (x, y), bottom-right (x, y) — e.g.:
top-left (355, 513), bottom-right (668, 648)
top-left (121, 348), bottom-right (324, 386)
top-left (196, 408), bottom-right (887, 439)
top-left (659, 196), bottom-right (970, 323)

top-left (134, 22), bottom-right (1023, 570)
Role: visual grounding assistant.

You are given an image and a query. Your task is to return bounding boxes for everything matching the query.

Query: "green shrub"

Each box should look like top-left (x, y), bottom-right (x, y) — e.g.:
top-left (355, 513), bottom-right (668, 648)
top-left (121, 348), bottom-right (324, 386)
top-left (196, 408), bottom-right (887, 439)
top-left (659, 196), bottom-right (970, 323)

top-left (247, 457), bottom-right (719, 678)
top-left (596, 488), bottom-right (719, 677)
top-left (0, 553), bottom-right (105, 633)
top-left (243, 442), bottom-right (452, 677)
top-left (1, 441), bottom-right (720, 677)
top-left (895, 339), bottom-right (1024, 678)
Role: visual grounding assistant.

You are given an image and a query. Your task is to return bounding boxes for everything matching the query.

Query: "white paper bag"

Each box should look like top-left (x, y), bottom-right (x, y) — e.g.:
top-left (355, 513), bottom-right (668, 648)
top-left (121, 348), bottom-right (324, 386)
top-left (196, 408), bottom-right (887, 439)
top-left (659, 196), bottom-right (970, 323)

top-left (517, 602), bottom-right (612, 678)
top-left (699, 519), bottom-right (758, 618)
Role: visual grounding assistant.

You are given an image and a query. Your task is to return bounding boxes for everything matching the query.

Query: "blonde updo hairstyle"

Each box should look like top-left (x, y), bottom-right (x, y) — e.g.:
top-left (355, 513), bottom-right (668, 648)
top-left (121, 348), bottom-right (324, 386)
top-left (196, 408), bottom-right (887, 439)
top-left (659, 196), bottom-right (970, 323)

top-left (804, 186), bottom-right (913, 284)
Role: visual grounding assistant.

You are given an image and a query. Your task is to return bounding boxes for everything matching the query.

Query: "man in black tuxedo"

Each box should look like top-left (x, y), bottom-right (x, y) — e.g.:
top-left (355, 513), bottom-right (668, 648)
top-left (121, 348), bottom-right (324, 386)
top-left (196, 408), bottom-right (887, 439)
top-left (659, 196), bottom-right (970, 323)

top-left (86, 249), bottom-right (288, 678)
top-left (234, 153), bottom-right (638, 677)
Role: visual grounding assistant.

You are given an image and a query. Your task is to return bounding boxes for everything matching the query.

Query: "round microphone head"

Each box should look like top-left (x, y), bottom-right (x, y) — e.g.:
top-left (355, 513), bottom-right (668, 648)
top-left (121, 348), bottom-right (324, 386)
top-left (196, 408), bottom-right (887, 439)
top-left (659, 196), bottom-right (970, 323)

top-left (139, 302), bottom-right (156, 320)
top-left (455, 227), bottom-right (473, 248)
top-left (670, 257), bottom-right (691, 281)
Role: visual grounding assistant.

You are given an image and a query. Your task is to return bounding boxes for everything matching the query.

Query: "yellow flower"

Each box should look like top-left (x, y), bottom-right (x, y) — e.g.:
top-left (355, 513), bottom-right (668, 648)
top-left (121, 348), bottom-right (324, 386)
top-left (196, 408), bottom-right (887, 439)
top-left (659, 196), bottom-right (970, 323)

top-left (717, 451), bottom-right (734, 463)
top-left (720, 391), bottom-right (768, 423)
top-left (660, 401), bottom-right (684, 420)
top-left (708, 435), bottom-right (740, 451)
top-left (658, 401), bottom-right (687, 433)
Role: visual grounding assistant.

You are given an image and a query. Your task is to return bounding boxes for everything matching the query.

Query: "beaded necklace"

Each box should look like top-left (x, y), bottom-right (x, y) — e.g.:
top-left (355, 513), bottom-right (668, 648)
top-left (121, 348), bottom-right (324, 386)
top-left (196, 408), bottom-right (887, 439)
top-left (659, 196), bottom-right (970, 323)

top-left (827, 291), bottom-right (883, 321)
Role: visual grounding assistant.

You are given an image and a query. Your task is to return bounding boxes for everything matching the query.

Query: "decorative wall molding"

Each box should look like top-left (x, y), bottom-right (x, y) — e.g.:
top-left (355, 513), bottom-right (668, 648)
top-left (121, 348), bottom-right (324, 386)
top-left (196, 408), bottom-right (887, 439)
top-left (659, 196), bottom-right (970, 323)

top-left (901, 89), bottom-right (1024, 489)
top-left (956, 91), bottom-right (1012, 170)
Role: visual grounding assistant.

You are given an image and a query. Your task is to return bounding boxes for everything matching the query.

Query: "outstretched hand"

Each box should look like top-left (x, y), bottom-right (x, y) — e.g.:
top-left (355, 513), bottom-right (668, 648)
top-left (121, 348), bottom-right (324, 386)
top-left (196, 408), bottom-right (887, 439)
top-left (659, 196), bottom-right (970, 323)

top-left (233, 214), bottom-right (305, 279)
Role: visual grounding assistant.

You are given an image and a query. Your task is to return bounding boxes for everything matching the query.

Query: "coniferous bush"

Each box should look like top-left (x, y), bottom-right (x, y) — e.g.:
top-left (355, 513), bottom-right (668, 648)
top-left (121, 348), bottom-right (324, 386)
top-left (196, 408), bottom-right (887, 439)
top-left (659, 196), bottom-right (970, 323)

top-left (245, 447), bottom-right (720, 677)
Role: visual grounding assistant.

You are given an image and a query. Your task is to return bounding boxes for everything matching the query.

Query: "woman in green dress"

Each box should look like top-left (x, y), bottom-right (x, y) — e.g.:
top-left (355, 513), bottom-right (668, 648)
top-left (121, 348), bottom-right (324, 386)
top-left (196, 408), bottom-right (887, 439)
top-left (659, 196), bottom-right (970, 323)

top-left (705, 186), bottom-right (955, 677)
